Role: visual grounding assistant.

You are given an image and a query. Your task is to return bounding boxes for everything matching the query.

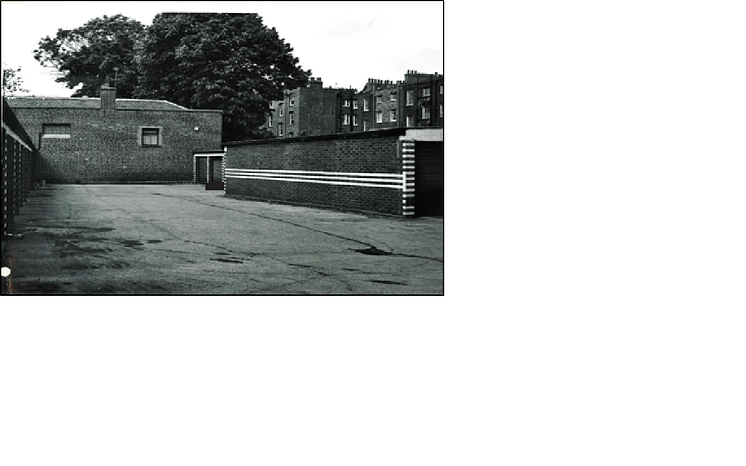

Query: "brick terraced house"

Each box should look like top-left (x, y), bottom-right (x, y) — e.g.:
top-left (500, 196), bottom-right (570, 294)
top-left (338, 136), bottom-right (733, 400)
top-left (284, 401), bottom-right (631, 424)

top-left (6, 86), bottom-right (223, 183)
top-left (260, 71), bottom-right (443, 139)
top-left (260, 77), bottom-right (356, 138)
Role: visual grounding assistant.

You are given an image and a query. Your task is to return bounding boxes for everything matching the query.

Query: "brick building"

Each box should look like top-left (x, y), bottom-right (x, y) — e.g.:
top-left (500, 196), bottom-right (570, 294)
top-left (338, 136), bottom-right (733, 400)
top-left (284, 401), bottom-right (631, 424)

top-left (261, 71), bottom-right (443, 139)
top-left (6, 86), bottom-right (223, 183)
top-left (260, 77), bottom-right (356, 138)
top-left (398, 70), bottom-right (445, 130)
top-left (224, 127), bottom-right (443, 217)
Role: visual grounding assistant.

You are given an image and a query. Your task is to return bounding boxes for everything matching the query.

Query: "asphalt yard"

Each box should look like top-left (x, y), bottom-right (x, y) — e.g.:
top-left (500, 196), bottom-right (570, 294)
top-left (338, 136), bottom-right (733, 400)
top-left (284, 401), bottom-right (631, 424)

top-left (2, 184), bottom-right (443, 295)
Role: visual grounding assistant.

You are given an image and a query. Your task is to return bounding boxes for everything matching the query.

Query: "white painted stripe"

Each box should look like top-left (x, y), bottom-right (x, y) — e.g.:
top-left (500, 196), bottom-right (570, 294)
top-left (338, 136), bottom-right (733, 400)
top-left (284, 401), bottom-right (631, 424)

top-left (224, 168), bottom-right (404, 189)
top-left (226, 174), bottom-right (404, 189)
top-left (226, 172), bottom-right (402, 186)
top-left (225, 173), bottom-right (402, 184)
top-left (225, 168), bottom-right (402, 178)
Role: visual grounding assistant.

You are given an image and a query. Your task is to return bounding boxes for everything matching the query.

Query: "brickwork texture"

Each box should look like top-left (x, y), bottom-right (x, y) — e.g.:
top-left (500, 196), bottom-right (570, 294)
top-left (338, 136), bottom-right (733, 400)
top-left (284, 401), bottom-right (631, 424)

top-left (225, 130), bottom-right (407, 216)
top-left (8, 91), bottom-right (222, 183)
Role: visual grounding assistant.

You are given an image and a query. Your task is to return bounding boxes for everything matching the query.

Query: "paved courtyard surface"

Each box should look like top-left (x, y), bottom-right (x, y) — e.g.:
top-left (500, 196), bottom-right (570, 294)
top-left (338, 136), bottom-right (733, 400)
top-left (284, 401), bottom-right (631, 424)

top-left (2, 184), bottom-right (443, 295)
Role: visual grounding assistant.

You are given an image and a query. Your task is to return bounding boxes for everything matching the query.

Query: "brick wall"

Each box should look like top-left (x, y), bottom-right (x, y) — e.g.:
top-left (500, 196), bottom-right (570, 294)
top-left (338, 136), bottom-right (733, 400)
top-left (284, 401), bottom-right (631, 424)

top-left (224, 129), bottom-right (409, 216)
top-left (8, 104), bottom-right (222, 183)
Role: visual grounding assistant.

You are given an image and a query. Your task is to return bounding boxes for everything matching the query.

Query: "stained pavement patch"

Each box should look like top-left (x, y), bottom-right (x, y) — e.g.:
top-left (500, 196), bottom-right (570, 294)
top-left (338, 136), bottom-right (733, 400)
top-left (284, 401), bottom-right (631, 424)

top-left (354, 246), bottom-right (392, 256)
top-left (12, 281), bottom-right (62, 293)
top-left (210, 257), bottom-right (244, 264)
top-left (119, 240), bottom-right (144, 247)
top-left (369, 279), bottom-right (408, 285)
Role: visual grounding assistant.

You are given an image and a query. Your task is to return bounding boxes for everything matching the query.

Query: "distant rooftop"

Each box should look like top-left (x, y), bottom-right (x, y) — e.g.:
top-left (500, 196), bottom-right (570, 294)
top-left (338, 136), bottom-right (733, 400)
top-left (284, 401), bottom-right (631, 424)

top-left (5, 96), bottom-right (193, 111)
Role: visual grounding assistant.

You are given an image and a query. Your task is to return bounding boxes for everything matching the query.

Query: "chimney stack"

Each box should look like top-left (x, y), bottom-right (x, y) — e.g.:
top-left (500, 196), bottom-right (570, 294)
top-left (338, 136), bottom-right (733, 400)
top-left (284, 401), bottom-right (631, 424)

top-left (100, 85), bottom-right (116, 112)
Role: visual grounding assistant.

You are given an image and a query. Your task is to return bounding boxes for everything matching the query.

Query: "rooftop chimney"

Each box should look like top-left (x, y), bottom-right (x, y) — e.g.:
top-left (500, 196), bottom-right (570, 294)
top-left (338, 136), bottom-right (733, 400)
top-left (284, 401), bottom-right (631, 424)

top-left (100, 85), bottom-right (116, 112)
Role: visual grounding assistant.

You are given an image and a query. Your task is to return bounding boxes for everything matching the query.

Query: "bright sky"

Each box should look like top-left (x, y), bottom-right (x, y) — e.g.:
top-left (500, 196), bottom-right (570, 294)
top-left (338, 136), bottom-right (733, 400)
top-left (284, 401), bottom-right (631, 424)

top-left (1, 0), bottom-right (444, 97)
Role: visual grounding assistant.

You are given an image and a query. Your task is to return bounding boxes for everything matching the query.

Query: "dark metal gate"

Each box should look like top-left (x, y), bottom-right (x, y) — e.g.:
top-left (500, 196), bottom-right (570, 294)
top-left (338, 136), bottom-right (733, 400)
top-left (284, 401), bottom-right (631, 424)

top-left (209, 157), bottom-right (223, 185)
top-left (414, 141), bottom-right (444, 216)
top-left (194, 152), bottom-right (223, 189)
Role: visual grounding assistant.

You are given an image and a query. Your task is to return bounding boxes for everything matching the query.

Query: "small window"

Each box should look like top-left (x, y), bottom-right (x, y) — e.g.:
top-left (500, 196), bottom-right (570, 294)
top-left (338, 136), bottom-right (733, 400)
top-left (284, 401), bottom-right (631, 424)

top-left (289, 111), bottom-right (294, 125)
top-left (353, 100), bottom-right (358, 110)
top-left (440, 84), bottom-right (444, 95)
top-left (343, 99), bottom-right (350, 107)
top-left (376, 95), bottom-right (382, 105)
top-left (421, 106), bottom-right (430, 120)
top-left (406, 116), bottom-right (414, 127)
top-left (363, 99), bottom-right (369, 112)
top-left (141, 128), bottom-right (160, 146)
top-left (389, 110), bottom-right (397, 122)
top-left (406, 91), bottom-right (414, 106)
top-left (268, 114), bottom-right (273, 127)
top-left (278, 123), bottom-right (284, 136)
top-left (289, 96), bottom-right (295, 106)
top-left (342, 114), bottom-right (350, 125)
top-left (363, 120), bottom-right (369, 131)
top-left (279, 104), bottom-right (284, 117)
top-left (439, 103), bottom-right (444, 117)
top-left (422, 88), bottom-right (431, 97)
top-left (390, 91), bottom-right (397, 102)
top-left (376, 111), bottom-right (383, 123)
top-left (42, 124), bottom-right (71, 138)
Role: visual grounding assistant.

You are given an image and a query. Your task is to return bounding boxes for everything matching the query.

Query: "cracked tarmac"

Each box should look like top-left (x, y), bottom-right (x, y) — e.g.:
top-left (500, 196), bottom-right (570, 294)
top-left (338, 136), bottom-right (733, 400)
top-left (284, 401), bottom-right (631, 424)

top-left (2, 184), bottom-right (443, 295)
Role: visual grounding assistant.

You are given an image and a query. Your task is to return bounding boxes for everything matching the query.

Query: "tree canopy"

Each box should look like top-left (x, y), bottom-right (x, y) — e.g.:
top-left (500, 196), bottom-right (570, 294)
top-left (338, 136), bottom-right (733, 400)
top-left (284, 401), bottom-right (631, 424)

top-left (33, 12), bottom-right (311, 141)
top-left (135, 13), bottom-right (310, 141)
top-left (34, 14), bottom-right (145, 97)
top-left (3, 65), bottom-right (28, 95)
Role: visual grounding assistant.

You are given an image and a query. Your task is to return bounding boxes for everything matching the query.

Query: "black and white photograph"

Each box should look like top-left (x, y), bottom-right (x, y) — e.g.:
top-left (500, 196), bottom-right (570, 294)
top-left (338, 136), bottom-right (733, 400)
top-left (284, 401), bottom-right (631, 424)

top-left (2, 1), bottom-right (444, 296)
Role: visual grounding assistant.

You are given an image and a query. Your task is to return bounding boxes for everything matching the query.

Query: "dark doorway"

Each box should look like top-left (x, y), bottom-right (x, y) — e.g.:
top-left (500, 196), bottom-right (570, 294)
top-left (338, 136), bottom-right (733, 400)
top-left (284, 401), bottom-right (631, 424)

top-left (209, 157), bottom-right (223, 184)
top-left (414, 141), bottom-right (444, 216)
top-left (196, 157), bottom-right (207, 184)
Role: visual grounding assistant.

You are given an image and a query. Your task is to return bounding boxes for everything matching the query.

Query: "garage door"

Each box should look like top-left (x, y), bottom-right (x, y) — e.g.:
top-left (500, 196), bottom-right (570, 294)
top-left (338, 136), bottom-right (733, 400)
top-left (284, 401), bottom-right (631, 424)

top-left (414, 141), bottom-right (444, 216)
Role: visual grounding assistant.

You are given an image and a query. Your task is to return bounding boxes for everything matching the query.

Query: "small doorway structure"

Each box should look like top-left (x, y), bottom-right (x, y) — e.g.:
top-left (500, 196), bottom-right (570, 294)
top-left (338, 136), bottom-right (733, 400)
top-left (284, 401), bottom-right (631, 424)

top-left (413, 141), bottom-right (444, 216)
top-left (193, 150), bottom-right (225, 190)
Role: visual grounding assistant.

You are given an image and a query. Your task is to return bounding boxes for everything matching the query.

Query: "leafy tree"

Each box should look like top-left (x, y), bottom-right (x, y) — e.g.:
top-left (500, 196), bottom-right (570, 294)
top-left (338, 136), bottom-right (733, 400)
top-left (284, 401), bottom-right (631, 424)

top-left (2, 65), bottom-right (28, 95)
top-left (135, 13), bottom-right (310, 141)
top-left (33, 14), bottom-right (145, 97)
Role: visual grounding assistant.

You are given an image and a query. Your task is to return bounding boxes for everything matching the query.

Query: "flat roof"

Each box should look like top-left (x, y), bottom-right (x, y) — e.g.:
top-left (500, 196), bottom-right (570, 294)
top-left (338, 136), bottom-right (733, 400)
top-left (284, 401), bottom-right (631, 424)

top-left (6, 96), bottom-right (221, 112)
